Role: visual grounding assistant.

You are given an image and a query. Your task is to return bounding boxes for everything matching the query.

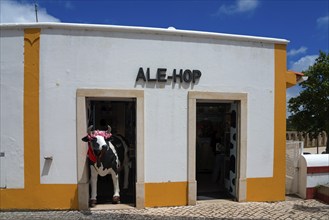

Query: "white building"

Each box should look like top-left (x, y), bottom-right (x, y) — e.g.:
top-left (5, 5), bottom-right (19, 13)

top-left (0, 23), bottom-right (300, 210)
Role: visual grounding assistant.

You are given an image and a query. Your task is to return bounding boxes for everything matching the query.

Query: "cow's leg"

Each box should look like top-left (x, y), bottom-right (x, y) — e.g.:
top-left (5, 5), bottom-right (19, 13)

top-left (89, 165), bottom-right (98, 207)
top-left (110, 169), bottom-right (120, 204)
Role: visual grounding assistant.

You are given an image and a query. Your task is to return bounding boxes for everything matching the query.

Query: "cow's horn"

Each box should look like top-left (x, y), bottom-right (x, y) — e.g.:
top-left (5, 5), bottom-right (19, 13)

top-left (107, 125), bottom-right (112, 133)
top-left (87, 125), bottom-right (93, 135)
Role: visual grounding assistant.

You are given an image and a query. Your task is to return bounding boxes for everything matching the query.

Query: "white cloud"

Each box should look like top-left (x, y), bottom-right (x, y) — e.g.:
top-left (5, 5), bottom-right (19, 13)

top-left (289, 55), bottom-right (317, 72)
top-left (317, 15), bottom-right (329, 29)
top-left (287, 46), bottom-right (307, 57)
top-left (0, 0), bottom-right (60, 23)
top-left (287, 85), bottom-right (302, 100)
top-left (64, 1), bottom-right (74, 10)
top-left (217, 0), bottom-right (259, 15)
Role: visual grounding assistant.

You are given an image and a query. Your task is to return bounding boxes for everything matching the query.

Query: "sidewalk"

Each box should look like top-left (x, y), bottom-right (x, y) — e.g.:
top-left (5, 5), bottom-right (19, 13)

top-left (1, 196), bottom-right (328, 220)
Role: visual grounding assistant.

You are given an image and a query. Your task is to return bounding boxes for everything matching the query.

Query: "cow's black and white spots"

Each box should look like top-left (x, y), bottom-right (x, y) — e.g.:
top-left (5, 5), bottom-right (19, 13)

top-left (82, 125), bottom-right (129, 207)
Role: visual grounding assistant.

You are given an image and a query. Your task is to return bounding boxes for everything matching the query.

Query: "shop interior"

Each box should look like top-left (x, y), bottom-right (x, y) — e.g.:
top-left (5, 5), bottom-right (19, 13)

top-left (196, 102), bottom-right (237, 200)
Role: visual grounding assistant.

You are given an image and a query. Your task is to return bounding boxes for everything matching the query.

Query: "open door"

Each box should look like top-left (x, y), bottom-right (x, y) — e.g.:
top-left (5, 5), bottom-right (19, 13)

top-left (224, 102), bottom-right (237, 197)
top-left (196, 102), bottom-right (238, 200)
top-left (86, 98), bottom-right (136, 206)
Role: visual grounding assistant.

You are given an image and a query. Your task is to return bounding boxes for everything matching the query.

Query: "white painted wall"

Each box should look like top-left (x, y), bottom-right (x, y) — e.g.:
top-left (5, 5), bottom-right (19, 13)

top-left (0, 26), bottom-right (276, 186)
top-left (0, 30), bottom-right (25, 188)
top-left (38, 28), bottom-right (275, 184)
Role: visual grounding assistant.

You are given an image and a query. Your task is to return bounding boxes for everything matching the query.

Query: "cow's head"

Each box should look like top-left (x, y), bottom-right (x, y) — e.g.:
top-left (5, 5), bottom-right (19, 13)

top-left (82, 125), bottom-right (112, 155)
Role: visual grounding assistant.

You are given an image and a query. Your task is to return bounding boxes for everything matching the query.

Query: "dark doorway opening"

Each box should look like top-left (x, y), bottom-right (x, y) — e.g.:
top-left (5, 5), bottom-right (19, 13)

top-left (87, 99), bottom-right (136, 206)
top-left (196, 102), bottom-right (238, 201)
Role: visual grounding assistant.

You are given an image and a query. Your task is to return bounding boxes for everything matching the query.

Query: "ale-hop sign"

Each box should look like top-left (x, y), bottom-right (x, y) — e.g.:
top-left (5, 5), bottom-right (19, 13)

top-left (136, 67), bottom-right (202, 83)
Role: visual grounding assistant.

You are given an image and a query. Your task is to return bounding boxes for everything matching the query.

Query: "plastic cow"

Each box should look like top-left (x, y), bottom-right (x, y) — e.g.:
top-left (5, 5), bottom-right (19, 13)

top-left (82, 125), bottom-right (129, 207)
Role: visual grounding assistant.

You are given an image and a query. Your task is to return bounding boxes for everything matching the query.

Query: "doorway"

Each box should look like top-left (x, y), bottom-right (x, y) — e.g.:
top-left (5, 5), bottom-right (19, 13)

top-left (188, 91), bottom-right (247, 205)
top-left (86, 98), bottom-right (136, 205)
top-left (196, 102), bottom-right (238, 200)
top-left (77, 89), bottom-right (145, 209)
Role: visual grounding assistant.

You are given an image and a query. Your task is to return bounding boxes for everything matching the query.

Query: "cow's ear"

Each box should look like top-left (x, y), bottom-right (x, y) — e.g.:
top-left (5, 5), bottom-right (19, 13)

top-left (82, 136), bottom-right (89, 142)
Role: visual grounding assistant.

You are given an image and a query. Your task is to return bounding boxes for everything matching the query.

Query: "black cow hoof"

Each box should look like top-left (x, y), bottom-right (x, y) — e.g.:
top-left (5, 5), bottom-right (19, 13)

top-left (112, 196), bottom-right (120, 204)
top-left (89, 199), bottom-right (97, 207)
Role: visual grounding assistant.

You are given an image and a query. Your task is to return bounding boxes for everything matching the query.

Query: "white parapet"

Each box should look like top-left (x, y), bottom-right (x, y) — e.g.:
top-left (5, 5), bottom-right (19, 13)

top-left (298, 154), bottom-right (329, 199)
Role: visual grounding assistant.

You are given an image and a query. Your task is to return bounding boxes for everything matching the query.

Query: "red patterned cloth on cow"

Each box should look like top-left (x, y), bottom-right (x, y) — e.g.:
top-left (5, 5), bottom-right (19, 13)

top-left (88, 144), bottom-right (97, 162)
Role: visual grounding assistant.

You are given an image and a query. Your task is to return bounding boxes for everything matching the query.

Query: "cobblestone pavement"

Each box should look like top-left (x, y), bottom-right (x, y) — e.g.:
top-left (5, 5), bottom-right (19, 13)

top-left (1, 197), bottom-right (328, 220)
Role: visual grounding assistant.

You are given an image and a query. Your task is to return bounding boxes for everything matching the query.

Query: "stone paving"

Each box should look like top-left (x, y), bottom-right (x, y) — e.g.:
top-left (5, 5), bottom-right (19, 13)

top-left (1, 197), bottom-right (328, 220)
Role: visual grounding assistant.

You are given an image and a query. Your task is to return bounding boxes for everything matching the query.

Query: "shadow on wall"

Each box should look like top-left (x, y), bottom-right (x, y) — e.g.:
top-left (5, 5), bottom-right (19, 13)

top-left (71, 187), bottom-right (79, 210)
top-left (41, 157), bottom-right (53, 176)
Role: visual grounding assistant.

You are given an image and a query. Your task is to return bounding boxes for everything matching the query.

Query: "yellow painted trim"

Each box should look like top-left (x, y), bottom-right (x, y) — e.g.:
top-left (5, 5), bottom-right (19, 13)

top-left (0, 29), bottom-right (78, 210)
top-left (286, 71), bottom-right (297, 88)
top-left (0, 185), bottom-right (78, 210)
top-left (246, 44), bottom-right (286, 201)
top-left (145, 182), bottom-right (187, 207)
top-left (24, 28), bottom-right (41, 189)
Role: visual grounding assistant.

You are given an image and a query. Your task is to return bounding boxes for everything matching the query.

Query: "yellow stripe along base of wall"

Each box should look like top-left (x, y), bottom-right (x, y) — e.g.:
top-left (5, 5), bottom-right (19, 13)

top-left (0, 185), bottom-right (78, 210)
top-left (0, 29), bottom-right (78, 210)
top-left (145, 182), bottom-right (188, 207)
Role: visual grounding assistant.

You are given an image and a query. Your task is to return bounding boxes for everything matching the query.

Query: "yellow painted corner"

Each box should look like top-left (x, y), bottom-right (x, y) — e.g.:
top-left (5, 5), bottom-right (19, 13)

top-left (274, 44), bottom-right (287, 182)
top-left (246, 44), bottom-right (287, 202)
top-left (145, 182), bottom-right (187, 207)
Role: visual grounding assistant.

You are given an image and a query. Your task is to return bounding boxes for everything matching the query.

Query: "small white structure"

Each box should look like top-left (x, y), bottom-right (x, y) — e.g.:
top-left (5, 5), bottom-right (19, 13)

top-left (298, 154), bottom-right (329, 199)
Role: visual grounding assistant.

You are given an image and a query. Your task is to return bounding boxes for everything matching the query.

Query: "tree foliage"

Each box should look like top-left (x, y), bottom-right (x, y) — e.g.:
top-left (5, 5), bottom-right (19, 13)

top-left (288, 51), bottom-right (329, 153)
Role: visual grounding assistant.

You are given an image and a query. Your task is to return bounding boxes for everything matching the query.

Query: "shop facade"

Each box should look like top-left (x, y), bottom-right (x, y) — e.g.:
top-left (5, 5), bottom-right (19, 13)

top-left (0, 23), bottom-right (299, 210)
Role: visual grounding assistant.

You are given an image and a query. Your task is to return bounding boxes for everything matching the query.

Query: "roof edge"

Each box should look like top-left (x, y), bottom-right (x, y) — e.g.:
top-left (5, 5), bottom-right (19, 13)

top-left (0, 22), bottom-right (289, 44)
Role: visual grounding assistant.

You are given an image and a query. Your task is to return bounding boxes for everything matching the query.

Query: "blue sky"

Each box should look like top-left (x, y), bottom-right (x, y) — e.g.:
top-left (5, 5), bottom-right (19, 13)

top-left (1, 0), bottom-right (328, 102)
